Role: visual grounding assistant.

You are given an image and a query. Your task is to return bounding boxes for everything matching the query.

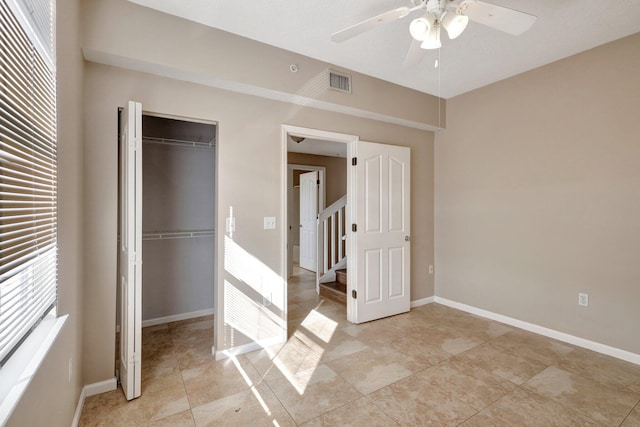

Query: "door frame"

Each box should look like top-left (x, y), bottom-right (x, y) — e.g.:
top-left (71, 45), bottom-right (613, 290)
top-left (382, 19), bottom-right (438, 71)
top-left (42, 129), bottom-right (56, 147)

top-left (287, 164), bottom-right (326, 277)
top-left (281, 125), bottom-right (358, 325)
top-left (117, 106), bottom-right (219, 391)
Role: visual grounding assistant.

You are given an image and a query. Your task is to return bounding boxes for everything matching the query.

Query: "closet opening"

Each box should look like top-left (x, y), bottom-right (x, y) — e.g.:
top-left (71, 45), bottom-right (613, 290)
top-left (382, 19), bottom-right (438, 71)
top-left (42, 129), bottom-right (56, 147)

top-left (116, 111), bottom-right (217, 390)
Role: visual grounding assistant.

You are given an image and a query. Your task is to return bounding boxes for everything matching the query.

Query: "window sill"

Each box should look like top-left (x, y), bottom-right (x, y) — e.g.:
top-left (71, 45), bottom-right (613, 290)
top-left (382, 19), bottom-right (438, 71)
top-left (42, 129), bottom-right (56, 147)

top-left (0, 314), bottom-right (68, 425)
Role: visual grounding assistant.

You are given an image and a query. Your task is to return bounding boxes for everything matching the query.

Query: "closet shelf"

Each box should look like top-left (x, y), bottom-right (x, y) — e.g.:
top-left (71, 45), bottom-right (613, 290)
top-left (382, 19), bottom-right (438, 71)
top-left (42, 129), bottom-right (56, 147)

top-left (142, 229), bottom-right (215, 241)
top-left (142, 136), bottom-right (215, 149)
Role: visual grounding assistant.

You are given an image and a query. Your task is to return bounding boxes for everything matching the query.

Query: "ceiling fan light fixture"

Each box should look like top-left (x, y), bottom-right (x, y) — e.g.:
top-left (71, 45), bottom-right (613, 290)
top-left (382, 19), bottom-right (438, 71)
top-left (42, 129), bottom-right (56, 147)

top-left (420, 22), bottom-right (441, 49)
top-left (409, 15), bottom-right (433, 41)
top-left (442, 12), bottom-right (469, 39)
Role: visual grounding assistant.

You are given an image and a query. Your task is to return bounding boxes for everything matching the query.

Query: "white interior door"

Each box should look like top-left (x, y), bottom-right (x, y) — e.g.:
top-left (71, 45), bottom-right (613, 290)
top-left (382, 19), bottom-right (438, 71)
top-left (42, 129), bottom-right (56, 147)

top-left (299, 171), bottom-right (318, 272)
top-left (119, 100), bottom-right (142, 400)
top-left (350, 141), bottom-right (410, 323)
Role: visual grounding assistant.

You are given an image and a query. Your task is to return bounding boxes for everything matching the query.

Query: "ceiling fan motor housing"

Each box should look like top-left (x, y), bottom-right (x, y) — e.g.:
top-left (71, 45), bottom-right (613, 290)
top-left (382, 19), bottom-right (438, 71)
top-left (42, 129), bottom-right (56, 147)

top-left (426, 0), bottom-right (448, 20)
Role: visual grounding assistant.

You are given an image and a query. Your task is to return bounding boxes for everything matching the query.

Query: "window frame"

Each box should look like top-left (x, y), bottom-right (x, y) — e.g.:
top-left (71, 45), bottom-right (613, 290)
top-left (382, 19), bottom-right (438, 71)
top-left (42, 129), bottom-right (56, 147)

top-left (0, 0), bottom-right (67, 422)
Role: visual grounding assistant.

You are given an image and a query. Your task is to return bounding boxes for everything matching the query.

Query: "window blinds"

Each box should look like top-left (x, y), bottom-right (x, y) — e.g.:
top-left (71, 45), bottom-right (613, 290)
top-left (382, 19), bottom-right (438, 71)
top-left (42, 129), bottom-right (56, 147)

top-left (0, 0), bottom-right (57, 365)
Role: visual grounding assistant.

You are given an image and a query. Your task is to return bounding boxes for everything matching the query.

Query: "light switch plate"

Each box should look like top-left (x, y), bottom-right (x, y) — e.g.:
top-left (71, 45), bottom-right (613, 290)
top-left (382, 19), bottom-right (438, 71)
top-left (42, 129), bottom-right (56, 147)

top-left (226, 217), bottom-right (235, 233)
top-left (264, 217), bottom-right (276, 230)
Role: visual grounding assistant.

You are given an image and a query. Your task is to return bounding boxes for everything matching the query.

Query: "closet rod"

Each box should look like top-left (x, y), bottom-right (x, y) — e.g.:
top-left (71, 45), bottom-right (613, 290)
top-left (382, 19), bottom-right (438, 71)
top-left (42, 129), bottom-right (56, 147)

top-left (142, 229), bottom-right (215, 241)
top-left (142, 136), bottom-right (216, 149)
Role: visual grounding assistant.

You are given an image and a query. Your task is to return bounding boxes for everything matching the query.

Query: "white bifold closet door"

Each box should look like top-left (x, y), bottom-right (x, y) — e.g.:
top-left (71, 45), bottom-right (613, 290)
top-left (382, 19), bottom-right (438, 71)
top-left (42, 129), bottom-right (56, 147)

top-left (119, 100), bottom-right (143, 400)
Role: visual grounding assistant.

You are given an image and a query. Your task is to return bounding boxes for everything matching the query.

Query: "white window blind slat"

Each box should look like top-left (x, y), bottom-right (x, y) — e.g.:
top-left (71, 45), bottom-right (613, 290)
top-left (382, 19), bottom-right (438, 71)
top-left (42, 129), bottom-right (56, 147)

top-left (0, 129), bottom-right (56, 170)
top-left (0, 0), bottom-right (56, 366)
top-left (0, 150), bottom-right (56, 181)
top-left (0, 176), bottom-right (56, 191)
top-left (4, 0), bottom-right (54, 69)
top-left (0, 253), bottom-right (56, 339)
top-left (0, 258), bottom-right (56, 331)
top-left (0, 165), bottom-right (55, 184)
top-left (1, 230), bottom-right (56, 257)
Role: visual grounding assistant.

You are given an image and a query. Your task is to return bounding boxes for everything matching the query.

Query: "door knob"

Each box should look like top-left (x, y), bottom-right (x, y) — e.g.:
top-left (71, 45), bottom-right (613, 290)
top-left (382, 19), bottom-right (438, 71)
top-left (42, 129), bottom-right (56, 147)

top-left (405, 236), bottom-right (411, 242)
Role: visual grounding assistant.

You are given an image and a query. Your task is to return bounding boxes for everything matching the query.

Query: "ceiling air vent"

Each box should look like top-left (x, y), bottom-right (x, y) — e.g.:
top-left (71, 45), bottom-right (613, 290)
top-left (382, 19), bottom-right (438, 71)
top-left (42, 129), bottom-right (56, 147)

top-left (328, 70), bottom-right (351, 94)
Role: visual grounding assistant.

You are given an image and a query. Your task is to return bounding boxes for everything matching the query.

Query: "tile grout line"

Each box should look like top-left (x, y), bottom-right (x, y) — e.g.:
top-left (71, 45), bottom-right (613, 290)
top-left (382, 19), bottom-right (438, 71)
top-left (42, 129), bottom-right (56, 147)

top-left (618, 399), bottom-right (639, 427)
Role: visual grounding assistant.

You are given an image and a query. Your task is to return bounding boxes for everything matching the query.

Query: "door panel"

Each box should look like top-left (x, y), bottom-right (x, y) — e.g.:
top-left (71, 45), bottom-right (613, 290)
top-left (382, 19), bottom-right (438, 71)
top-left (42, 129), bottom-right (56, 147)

top-left (388, 247), bottom-right (405, 298)
top-left (388, 157), bottom-right (405, 232)
top-left (119, 100), bottom-right (142, 400)
top-left (364, 249), bottom-right (382, 303)
top-left (299, 171), bottom-right (318, 272)
top-left (352, 141), bottom-right (410, 323)
top-left (364, 156), bottom-right (382, 233)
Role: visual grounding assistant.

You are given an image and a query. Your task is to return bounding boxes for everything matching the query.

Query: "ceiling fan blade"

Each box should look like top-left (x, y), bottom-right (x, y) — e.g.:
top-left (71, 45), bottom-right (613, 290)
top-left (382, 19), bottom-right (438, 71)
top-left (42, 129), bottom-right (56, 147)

top-left (403, 39), bottom-right (426, 68)
top-left (463, 0), bottom-right (536, 36)
top-left (331, 7), bottom-right (412, 43)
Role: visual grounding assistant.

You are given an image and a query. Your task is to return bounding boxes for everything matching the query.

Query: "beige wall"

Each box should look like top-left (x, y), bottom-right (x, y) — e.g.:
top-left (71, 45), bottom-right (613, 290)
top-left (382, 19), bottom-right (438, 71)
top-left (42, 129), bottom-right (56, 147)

top-left (81, 0), bottom-right (436, 388)
top-left (82, 0), bottom-right (444, 130)
top-left (289, 153), bottom-right (347, 206)
top-left (81, 0), bottom-right (436, 384)
top-left (83, 60), bottom-right (436, 381)
top-left (6, 0), bottom-right (85, 425)
top-left (435, 33), bottom-right (640, 354)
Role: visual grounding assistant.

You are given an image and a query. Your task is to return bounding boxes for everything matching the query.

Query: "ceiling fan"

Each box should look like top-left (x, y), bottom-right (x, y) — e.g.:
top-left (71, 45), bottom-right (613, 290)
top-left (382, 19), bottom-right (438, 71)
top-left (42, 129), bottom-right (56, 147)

top-left (331, 0), bottom-right (536, 61)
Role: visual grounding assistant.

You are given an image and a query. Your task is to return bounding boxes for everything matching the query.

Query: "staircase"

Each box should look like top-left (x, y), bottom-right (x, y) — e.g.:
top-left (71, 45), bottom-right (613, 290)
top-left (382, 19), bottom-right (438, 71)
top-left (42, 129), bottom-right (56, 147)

top-left (320, 269), bottom-right (347, 305)
top-left (317, 195), bottom-right (347, 305)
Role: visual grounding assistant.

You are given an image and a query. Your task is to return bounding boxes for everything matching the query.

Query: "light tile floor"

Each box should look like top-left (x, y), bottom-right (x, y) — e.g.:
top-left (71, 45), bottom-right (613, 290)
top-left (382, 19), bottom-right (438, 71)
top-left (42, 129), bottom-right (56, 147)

top-left (80, 266), bottom-right (640, 426)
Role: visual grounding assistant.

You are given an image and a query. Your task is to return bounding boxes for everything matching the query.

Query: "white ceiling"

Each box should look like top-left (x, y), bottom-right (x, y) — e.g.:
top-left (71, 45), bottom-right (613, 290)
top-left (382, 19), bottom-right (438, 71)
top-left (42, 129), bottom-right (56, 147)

top-left (129, 0), bottom-right (640, 99)
top-left (288, 136), bottom-right (347, 158)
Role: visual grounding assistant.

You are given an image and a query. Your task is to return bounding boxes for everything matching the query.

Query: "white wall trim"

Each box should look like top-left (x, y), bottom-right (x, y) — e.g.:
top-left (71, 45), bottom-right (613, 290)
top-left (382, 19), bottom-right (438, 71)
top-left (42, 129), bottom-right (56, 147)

top-left (141, 309), bottom-right (214, 328)
top-left (71, 378), bottom-right (118, 427)
top-left (84, 377), bottom-right (118, 397)
top-left (435, 297), bottom-right (640, 365)
top-left (82, 49), bottom-right (441, 132)
top-left (410, 296), bottom-right (435, 308)
top-left (70, 387), bottom-right (86, 427)
top-left (0, 314), bottom-right (67, 427)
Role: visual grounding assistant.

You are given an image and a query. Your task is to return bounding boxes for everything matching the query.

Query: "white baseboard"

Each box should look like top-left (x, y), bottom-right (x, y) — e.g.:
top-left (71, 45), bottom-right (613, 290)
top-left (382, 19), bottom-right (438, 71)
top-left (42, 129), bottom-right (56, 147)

top-left (70, 387), bottom-right (86, 427)
top-left (410, 296), bottom-right (435, 308)
top-left (84, 377), bottom-right (117, 397)
top-left (72, 377), bottom-right (118, 427)
top-left (142, 308), bottom-right (214, 328)
top-left (215, 335), bottom-right (285, 361)
top-left (434, 297), bottom-right (640, 366)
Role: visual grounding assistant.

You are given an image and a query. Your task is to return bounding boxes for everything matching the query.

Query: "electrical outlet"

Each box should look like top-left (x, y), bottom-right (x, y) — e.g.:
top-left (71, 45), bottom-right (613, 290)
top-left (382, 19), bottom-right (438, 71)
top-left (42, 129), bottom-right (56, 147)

top-left (428, 265), bottom-right (434, 274)
top-left (578, 293), bottom-right (589, 307)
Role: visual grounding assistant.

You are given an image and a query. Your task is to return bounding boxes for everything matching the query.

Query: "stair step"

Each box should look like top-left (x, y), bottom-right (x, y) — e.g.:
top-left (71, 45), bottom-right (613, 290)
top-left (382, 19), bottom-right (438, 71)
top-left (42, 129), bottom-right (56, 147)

top-left (319, 281), bottom-right (346, 306)
top-left (335, 269), bottom-right (347, 286)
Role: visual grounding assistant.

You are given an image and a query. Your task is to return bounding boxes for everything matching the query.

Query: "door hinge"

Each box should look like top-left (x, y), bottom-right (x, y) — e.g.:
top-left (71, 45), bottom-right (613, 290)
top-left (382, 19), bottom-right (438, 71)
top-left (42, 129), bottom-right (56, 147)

top-left (317, 179), bottom-right (320, 185)
top-left (352, 223), bottom-right (357, 232)
top-left (352, 157), bottom-right (357, 166)
top-left (352, 290), bottom-right (357, 299)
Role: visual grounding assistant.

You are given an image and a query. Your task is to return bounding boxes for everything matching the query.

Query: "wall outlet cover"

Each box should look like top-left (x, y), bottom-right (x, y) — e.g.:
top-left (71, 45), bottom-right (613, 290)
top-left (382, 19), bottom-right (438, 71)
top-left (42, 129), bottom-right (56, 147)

top-left (578, 293), bottom-right (589, 307)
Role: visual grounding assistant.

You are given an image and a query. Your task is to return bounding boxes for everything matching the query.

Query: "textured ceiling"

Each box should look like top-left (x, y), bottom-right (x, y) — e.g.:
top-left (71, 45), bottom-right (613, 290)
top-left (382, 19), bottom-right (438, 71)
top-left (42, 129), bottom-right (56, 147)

top-left (129, 0), bottom-right (640, 98)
